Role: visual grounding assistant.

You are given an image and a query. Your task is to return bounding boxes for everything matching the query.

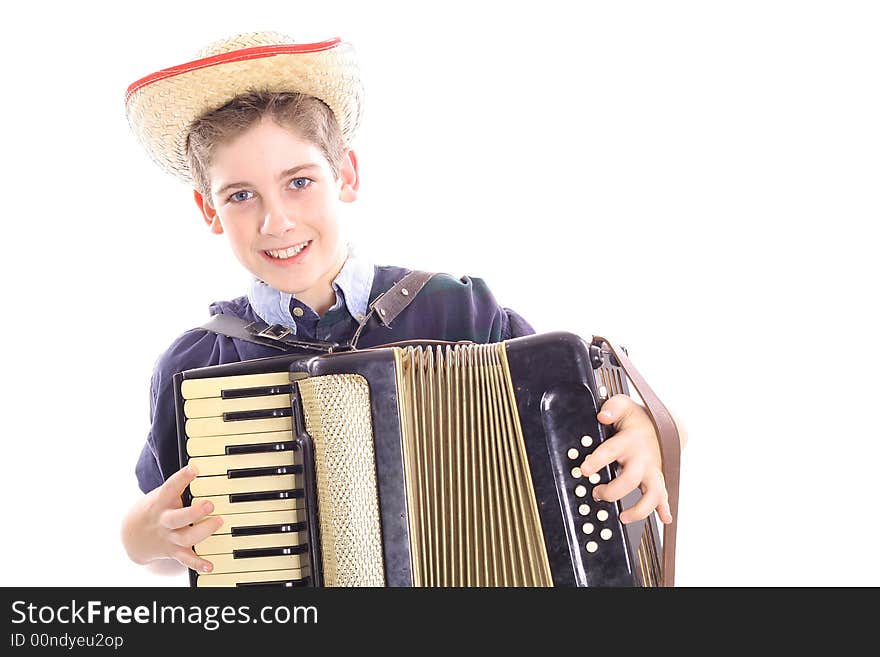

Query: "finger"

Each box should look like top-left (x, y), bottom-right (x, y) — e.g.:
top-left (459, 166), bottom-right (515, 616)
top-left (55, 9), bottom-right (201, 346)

top-left (591, 466), bottom-right (642, 504)
top-left (172, 547), bottom-right (216, 575)
top-left (655, 498), bottom-right (673, 525)
top-left (172, 515), bottom-right (224, 549)
top-left (580, 431), bottom-right (634, 476)
top-left (160, 500), bottom-right (215, 531)
top-left (617, 488), bottom-right (660, 524)
top-left (160, 464), bottom-right (199, 502)
top-left (619, 471), bottom-right (669, 524)
top-left (597, 394), bottom-right (637, 426)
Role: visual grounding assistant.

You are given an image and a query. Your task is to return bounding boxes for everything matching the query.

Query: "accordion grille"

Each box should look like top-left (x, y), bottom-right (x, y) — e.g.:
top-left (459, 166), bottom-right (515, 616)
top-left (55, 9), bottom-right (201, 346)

top-left (397, 343), bottom-right (553, 587)
top-left (298, 374), bottom-right (386, 587)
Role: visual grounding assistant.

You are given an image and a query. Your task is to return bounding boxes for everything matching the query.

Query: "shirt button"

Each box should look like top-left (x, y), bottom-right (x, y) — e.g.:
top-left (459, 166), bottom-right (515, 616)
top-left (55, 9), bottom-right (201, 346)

top-left (292, 307), bottom-right (304, 317)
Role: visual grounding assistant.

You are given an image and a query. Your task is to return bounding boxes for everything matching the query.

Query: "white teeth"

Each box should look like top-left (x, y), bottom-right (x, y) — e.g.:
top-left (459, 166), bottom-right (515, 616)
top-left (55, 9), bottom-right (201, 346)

top-left (266, 241), bottom-right (309, 259)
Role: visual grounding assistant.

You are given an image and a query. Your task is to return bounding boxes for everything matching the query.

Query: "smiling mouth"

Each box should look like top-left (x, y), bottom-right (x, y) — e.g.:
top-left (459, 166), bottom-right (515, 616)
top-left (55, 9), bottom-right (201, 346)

top-left (264, 240), bottom-right (312, 259)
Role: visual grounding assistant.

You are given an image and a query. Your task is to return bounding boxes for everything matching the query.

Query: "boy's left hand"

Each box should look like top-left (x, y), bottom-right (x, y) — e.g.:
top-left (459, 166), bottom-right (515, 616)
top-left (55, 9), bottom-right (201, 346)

top-left (580, 394), bottom-right (673, 525)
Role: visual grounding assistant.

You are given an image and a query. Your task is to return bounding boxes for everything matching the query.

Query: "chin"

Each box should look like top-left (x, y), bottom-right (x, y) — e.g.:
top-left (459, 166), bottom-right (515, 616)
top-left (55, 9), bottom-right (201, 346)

top-left (268, 274), bottom-right (315, 296)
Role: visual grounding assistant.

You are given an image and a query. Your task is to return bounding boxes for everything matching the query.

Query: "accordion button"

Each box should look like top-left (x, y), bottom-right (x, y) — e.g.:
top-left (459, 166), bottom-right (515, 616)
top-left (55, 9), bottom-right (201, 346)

top-left (567, 448), bottom-right (579, 460)
top-left (578, 504), bottom-right (591, 516)
top-left (571, 467), bottom-right (582, 479)
top-left (597, 510), bottom-right (609, 522)
top-left (575, 485), bottom-right (587, 498)
top-left (588, 473), bottom-right (601, 485)
top-left (582, 523), bottom-right (594, 535)
top-left (581, 436), bottom-right (593, 447)
top-left (600, 529), bottom-right (613, 541)
top-left (585, 541), bottom-right (598, 553)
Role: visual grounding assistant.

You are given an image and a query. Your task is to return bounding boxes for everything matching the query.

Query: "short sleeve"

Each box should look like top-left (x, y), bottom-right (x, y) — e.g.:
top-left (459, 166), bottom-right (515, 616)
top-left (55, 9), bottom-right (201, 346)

top-left (456, 276), bottom-right (535, 343)
top-left (499, 307), bottom-right (536, 340)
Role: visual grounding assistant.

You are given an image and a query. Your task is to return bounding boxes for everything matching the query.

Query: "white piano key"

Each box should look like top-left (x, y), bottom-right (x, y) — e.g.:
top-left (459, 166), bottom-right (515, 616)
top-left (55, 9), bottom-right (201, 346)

top-left (186, 415), bottom-right (292, 438)
top-left (190, 474), bottom-right (298, 497)
top-left (186, 430), bottom-right (293, 457)
top-left (181, 372), bottom-right (292, 400)
top-left (184, 393), bottom-right (291, 419)
top-left (196, 530), bottom-right (306, 556)
top-left (196, 568), bottom-right (306, 587)
top-left (188, 450), bottom-right (295, 477)
top-left (192, 493), bottom-right (300, 516)
top-left (196, 509), bottom-right (303, 537)
top-left (208, 552), bottom-right (305, 574)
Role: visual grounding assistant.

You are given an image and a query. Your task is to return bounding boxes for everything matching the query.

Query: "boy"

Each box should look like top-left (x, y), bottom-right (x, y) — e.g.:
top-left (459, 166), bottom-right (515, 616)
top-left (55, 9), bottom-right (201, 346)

top-left (121, 31), bottom-right (684, 577)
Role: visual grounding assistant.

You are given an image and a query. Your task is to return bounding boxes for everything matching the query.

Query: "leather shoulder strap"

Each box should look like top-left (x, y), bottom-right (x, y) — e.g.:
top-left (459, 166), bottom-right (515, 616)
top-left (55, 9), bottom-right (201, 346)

top-left (594, 335), bottom-right (681, 587)
top-left (371, 270), bottom-right (436, 327)
top-left (199, 313), bottom-right (339, 353)
top-left (349, 270), bottom-right (436, 349)
top-left (202, 271), bottom-right (436, 354)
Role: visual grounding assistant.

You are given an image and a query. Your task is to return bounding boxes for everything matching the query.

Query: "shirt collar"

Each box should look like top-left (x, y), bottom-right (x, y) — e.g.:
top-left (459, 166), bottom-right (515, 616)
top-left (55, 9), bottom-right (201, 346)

top-left (247, 244), bottom-right (374, 333)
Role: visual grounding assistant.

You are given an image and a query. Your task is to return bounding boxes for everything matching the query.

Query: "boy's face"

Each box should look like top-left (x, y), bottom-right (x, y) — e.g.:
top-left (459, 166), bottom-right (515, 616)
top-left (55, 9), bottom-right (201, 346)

top-left (194, 117), bottom-right (357, 301)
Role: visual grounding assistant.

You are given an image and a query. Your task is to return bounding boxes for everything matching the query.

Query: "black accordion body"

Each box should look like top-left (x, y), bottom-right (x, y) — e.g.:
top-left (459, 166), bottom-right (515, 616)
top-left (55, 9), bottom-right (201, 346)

top-left (174, 332), bottom-right (673, 588)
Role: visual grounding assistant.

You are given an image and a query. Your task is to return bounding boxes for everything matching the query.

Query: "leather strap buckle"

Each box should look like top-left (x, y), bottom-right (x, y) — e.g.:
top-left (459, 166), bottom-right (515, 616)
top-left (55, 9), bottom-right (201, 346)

top-left (252, 323), bottom-right (293, 341)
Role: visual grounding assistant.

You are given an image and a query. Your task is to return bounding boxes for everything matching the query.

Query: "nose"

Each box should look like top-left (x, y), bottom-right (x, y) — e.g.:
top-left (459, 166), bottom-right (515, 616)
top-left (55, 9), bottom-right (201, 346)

top-left (259, 194), bottom-right (296, 236)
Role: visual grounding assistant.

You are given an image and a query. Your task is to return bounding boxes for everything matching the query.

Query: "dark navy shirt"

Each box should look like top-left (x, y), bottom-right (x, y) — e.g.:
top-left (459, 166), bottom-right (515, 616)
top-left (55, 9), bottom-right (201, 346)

top-left (136, 264), bottom-right (535, 493)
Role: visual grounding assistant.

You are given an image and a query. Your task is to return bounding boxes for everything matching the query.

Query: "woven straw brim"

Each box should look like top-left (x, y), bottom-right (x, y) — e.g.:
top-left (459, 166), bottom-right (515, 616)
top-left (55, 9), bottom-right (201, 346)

top-left (125, 40), bottom-right (362, 186)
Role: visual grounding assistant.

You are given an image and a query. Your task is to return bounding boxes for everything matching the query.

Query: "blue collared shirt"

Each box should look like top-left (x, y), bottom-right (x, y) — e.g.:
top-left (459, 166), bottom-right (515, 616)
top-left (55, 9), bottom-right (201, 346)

top-left (246, 244), bottom-right (375, 340)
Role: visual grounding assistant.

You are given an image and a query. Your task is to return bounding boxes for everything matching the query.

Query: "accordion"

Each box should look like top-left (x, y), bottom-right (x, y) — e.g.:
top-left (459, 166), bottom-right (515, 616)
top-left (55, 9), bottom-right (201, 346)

top-left (174, 331), bottom-right (680, 587)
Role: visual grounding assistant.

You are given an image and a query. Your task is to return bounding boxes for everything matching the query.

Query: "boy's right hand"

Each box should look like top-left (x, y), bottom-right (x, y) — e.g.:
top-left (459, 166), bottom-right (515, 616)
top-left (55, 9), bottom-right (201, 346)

top-left (121, 465), bottom-right (223, 573)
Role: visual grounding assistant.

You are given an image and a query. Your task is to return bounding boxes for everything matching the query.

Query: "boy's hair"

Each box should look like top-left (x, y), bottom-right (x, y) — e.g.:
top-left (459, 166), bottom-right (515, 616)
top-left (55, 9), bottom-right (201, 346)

top-left (185, 91), bottom-right (346, 202)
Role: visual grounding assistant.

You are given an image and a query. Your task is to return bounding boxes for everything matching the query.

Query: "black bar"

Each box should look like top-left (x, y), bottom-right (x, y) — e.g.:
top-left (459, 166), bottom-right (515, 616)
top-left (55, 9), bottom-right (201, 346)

top-left (232, 544), bottom-right (309, 559)
top-left (222, 384), bottom-right (294, 399)
top-left (228, 490), bottom-right (304, 504)
top-left (231, 521), bottom-right (307, 537)
top-left (235, 576), bottom-right (311, 588)
top-left (223, 408), bottom-right (292, 421)
top-left (227, 464), bottom-right (303, 478)
top-left (226, 441), bottom-right (297, 455)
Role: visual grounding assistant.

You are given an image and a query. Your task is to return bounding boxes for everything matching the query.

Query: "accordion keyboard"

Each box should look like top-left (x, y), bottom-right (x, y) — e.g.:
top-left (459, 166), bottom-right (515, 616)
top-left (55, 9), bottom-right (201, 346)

top-left (180, 371), bottom-right (310, 587)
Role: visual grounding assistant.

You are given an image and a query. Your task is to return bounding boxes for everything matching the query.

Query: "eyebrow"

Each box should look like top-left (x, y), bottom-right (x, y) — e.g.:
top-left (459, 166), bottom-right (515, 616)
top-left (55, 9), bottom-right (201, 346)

top-left (214, 163), bottom-right (321, 198)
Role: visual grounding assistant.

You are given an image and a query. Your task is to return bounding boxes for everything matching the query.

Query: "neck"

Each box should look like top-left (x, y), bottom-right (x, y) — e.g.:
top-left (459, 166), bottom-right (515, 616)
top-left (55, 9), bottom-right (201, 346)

top-left (296, 246), bottom-right (348, 317)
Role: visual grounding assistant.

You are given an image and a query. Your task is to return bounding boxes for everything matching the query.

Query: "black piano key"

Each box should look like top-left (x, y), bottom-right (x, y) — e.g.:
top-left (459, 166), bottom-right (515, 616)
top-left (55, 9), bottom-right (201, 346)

top-left (226, 441), bottom-right (297, 455)
top-left (232, 544), bottom-right (309, 559)
top-left (227, 464), bottom-right (303, 478)
top-left (231, 521), bottom-right (307, 537)
top-left (223, 407), bottom-right (292, 422)
top-left (221, 384), bottom-right (294, 399)
top-left (236, 576), bottom-right (310, 588)
top-left (228, 489), bottom-right (305, 504)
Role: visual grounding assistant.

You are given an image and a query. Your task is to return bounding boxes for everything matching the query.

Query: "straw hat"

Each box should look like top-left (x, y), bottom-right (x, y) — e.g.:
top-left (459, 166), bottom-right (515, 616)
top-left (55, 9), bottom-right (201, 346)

top-left (125, 31), bottom-right (363, 186)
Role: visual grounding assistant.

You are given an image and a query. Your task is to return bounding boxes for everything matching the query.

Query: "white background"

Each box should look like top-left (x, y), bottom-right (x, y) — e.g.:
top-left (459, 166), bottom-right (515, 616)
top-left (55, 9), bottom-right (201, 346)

top-left (1, 1), bottom-right (877, 587)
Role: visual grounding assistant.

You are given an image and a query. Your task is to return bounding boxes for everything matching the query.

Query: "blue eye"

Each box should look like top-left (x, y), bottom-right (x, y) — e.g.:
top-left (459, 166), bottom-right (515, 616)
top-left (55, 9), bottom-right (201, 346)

top-left (228, 190), bottom-right (253, 203)
top-left (290, 177), bottom-right (312, 190)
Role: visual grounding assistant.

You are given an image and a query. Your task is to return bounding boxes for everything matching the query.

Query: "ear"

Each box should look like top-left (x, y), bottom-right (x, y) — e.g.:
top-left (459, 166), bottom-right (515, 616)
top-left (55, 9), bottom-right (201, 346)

top-left (193, 189), bottom-right (224, 235)
top-left (338, 149), bottom-right (359, 203)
